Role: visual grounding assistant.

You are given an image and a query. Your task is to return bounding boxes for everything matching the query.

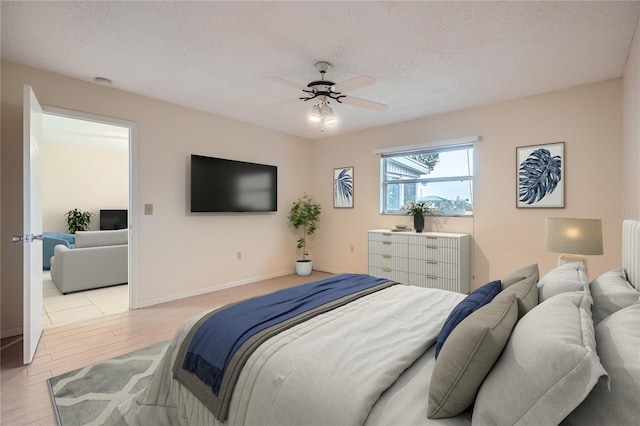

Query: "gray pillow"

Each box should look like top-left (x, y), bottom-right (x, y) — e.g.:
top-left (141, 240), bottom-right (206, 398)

top-left (473, 291), bottom-right (608, 426)
top-left (537, 262), bottom-right (589, 302)
top-left (427, 292), bottom-right (519, 419)
top-left (502, 263), bottom-right (539, 288)
top-left (501, 274), bottom-right (538, 318)
top-left (590, 268), bottom-right (639, 324)
top-left (562, 304), bottom-right (640, 426)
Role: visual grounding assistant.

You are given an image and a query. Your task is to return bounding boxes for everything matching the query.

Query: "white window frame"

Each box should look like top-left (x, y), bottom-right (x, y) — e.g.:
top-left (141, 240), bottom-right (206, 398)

top-left (375, 136), bottom-right (479, 217)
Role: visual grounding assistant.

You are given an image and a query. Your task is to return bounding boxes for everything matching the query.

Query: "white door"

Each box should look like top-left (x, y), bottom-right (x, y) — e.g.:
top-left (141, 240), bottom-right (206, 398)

top-left (22, 85), bottom-right (44, 364)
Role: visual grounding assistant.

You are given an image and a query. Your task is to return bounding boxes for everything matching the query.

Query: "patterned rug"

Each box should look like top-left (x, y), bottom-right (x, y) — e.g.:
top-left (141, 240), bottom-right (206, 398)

top-left (48, 341), bottom-right (169, 426)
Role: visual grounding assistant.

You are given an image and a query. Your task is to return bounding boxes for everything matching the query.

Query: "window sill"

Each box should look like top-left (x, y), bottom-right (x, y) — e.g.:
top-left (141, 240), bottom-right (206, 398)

top-left (380, 211), bottom-right (474, 218)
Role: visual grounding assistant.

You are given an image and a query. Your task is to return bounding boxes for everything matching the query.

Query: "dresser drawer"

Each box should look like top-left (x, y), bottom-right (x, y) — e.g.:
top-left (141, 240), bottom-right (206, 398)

top-left (368, 266), bottom-right (408, 285)
top-left (408, 244), bottom-right (458, 264)
top-left (407, 258), bottom-right (460, 279)
top-left (368, 239), bottom-right (409, 257)
top-left (409, 234), bottom-right (460, 249)
top-left (407, 273), bottom-right (465, 292)
top-left (368, 253), bottom-right (407, 271)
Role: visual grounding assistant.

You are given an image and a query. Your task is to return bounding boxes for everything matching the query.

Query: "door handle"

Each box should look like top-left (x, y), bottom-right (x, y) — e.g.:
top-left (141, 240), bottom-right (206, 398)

top-left (12, 234), bottom-right (43, 242)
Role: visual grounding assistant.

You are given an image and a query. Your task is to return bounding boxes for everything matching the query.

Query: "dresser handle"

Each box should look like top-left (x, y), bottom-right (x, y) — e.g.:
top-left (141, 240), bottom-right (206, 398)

top-left (383, 241), bottom-right (392, 245)
top-left (426, 274), bottom-right (438, 280)
top-left (426, 260), bottom-right (438, 264)
top-left (426, 244), bottom-right (438, 249)
top-left (426, 236), bottom-right (437, 240)
top-left (383, 268), bottom-right (392, 272)
top-left (382, 233), bottom-right (392, 236)
top-left (382, 254), bottom-right (392, 259)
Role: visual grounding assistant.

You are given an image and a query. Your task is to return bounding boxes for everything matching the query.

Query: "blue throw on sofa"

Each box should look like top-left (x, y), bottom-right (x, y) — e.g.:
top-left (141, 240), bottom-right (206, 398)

top-left (42, 232), bottom-right (75, 270)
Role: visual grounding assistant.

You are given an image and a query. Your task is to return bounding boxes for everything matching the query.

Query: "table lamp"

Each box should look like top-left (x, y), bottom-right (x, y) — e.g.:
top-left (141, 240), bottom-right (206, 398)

top-left (545, 217), bottom-right (603, 270)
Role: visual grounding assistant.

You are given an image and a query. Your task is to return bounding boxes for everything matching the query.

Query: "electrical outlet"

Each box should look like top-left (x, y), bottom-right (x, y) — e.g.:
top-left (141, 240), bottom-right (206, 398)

top-left (236, 251), bottom-right (242, 261)
top-left (350, 244), bottom-right (355, 253)
top-left (144, 204), bottom-right (153, 215)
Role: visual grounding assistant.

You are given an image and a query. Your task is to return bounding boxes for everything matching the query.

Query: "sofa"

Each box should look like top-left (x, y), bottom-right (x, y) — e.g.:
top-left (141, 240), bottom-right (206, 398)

top-left (50, 229), bottom-right (128, 294)
top-left (43, 232), bottom-right (75, 269)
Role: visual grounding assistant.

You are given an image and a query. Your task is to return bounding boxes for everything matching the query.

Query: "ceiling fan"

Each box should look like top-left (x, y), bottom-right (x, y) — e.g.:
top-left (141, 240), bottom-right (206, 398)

top-left (271, 61), bottom-right (388, 126)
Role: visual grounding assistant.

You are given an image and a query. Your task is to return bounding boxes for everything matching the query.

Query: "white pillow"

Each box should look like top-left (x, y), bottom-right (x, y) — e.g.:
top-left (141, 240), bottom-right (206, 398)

top-left (589, 268), bottom-right (639, 324)
top-left (473, 291), bottom-right (607, 426)
top-left (563, 304), bottom-right (640, 426)
top-left (537, 262), bottom-right (588, 302)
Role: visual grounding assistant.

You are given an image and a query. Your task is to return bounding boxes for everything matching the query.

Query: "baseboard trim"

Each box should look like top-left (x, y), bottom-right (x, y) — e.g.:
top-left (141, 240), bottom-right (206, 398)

top-left (312, 265), bottom-right (349, 275)
top-left (134, 270), bottom-right (295, 309)
top-left (1, 327), bottom-right (23, 339)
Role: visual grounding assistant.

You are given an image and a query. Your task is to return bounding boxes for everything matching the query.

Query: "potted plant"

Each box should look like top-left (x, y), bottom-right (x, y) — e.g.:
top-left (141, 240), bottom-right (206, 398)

top-left (65, 208), bottom-right (95, 234)
top-left (288, 194), bottom-right (321, 276)
top-left (402, 201), bottom-right (437, 233)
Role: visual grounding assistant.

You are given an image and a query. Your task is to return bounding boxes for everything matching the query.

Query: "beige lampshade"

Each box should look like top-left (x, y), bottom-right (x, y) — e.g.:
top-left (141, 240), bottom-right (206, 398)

top-left (545, 218), bottom-right (603, 255)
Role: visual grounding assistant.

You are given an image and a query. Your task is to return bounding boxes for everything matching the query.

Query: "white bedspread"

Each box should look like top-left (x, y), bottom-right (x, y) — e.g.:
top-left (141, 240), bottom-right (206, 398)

top-left (119, 284), bottom-right (466, 426)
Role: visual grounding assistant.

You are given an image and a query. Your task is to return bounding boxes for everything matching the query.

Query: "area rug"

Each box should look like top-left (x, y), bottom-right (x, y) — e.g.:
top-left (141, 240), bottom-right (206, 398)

top-left (48, 341), bottom-right (169, 426)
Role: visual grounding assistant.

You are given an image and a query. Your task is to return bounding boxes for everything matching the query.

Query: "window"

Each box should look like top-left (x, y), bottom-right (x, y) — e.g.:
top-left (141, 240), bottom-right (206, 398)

top-left (380, 143), bottom-right (474, 216)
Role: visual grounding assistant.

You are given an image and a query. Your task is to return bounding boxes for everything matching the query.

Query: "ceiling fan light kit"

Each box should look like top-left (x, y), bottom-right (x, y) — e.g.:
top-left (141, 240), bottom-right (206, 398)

top-left (309, 103), bottom-right (322, 122)
top-left (308, 96), bottom-right (337, 132)
top-left (272, 60), bottom-right (388, 131)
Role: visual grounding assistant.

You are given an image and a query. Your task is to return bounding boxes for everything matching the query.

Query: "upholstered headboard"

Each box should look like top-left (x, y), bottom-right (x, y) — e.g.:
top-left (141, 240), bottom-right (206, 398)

top-left (622, 220), bottom-right (640, 290)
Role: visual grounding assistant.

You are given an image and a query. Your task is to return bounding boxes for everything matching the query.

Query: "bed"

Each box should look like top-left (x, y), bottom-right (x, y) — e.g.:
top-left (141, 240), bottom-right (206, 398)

top-left (118, 220), bottom-right (640, 426)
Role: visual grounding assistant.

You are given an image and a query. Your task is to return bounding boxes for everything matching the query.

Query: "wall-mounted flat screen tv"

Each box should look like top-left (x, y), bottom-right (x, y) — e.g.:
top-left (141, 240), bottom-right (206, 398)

top-left (100, 209), bottom-right (128, 230)
top-left (190, 154), bottom-right (277, 212)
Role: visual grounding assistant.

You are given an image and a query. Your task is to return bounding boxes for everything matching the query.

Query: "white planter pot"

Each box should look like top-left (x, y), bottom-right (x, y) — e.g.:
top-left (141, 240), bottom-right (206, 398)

top-left (295, 260), bottom-right (313, 277)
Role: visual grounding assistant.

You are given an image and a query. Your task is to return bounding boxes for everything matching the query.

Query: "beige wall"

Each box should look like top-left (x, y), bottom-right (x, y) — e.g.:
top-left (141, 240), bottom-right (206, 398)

top-left (42, 143), bottom-right (129, 232)
top-left (1, 61), bottom-right (313, 333)
top-left (311, 80), bottom-right (626, 289)
top-left (1, 59), bottom-right (634, 335)
top-left (623, 16), bottom-right (640, 214)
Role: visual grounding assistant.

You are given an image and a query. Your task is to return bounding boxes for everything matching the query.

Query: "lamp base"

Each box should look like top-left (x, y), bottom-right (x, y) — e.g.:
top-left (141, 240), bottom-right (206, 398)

top-left (558, 254), bottom-right (588, 272)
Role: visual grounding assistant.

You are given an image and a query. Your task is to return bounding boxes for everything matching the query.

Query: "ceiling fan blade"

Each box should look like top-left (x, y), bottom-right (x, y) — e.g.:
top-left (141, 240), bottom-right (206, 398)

top-left (269, 76), bottom-right (306, 91)
top-left (269, 97), bottom-right (301, 107)
top-left (340, 95), bottom-right (388, 112)
top-left (332, 75), bottom-right (376, 93)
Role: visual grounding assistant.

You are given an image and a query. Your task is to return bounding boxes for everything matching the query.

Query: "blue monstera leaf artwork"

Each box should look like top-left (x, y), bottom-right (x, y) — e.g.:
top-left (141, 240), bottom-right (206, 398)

top-left (335, 168), bottom-right (353, 203)
top-left (518, 148), bottom-right (562, 204)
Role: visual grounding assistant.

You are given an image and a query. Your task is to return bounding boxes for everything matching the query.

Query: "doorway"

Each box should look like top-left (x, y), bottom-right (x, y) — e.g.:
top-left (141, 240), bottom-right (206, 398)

top-left (40, 106), bottom-right (137, 326)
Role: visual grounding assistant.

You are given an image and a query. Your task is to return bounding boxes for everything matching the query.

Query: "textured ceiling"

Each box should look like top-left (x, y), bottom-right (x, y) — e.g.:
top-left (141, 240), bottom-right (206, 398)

top-left (2, 1), bottom-right (639, 140)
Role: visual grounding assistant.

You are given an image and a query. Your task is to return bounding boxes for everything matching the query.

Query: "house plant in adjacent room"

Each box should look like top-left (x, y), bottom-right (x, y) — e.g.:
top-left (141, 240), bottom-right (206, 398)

top-left (403, 201), bottom-right (437, 233)
top-left (64, 208), bottom-right (95, 233)
top-left (288, 194), bottom-right (321, 276)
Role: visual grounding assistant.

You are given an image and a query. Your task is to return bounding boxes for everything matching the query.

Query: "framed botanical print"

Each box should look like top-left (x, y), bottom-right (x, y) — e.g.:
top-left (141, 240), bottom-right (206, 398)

top-left (333, 167), bottom-right (354, 208)
top-left (516, 142), bottom-right (565, 208)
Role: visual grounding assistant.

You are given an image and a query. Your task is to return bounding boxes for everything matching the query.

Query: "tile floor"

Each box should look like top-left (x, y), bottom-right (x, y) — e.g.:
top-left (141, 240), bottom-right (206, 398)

top-left (43, 271), bottom-right (129, 328)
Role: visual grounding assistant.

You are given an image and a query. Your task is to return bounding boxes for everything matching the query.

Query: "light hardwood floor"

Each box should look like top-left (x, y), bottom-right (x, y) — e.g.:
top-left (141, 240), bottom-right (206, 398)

top-left (0, 271), bottom-right (331, 426)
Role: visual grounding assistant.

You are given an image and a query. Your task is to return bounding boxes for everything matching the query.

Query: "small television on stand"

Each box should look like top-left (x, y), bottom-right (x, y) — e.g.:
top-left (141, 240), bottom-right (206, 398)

top-left (100, 209), bottom-right (128, 230)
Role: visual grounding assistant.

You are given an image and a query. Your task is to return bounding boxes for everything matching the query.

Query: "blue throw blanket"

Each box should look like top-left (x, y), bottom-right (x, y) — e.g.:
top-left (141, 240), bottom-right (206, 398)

top-left (181, 273), bottom-right (390, 395)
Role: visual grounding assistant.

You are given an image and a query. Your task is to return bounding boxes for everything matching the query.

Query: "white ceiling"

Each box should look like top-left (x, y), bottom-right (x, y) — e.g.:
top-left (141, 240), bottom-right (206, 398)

top-left (2, 1), bottom-right (639, 140)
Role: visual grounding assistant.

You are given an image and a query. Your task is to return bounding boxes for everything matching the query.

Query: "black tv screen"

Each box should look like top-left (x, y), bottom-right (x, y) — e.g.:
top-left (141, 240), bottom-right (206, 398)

top-left (100, 209), bottom-right (128, 230)
top-left (190, 154), bottom-right (277, 212)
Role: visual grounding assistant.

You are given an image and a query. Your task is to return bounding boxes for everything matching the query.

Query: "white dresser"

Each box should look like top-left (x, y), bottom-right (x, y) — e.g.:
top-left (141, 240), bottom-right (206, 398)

top-left (367, 229), bottom-right (471, 293)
